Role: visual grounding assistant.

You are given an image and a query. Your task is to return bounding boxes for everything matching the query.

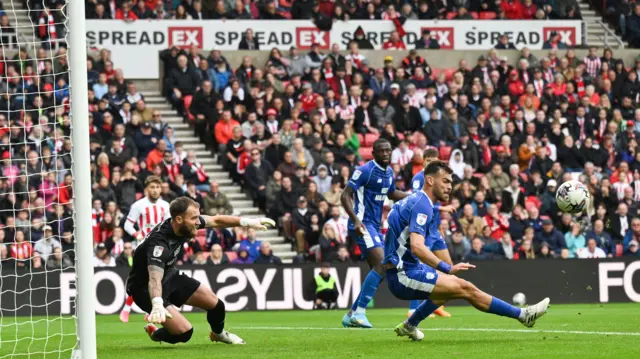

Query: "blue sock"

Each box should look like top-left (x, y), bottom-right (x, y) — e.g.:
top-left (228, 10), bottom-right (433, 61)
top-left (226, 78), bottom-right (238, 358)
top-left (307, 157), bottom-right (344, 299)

top-left (488, 297), bottom-right (522, 319)
top-left (409, 300), bottom-right (421, 311)
top-left (407, 300), bottom-right (439, 327)
top-left (355, 270), bottom-right (383, 311)
top-left (350, 292), bottom-right (361, 312)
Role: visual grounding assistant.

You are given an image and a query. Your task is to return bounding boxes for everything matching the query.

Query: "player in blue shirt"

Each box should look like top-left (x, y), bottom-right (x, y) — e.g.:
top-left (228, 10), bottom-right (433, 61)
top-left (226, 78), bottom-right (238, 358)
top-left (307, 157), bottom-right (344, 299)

top-left (341, 138), bottom-right (409, 328)
top-left (408, 148), bottom-right (453, 318)
top-left (383, 161), bottom-right (550, 341)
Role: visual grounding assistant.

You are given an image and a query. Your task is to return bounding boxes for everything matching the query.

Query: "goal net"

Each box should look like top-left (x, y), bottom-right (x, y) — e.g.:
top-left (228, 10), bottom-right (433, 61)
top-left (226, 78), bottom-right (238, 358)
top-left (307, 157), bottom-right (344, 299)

top-left (0, 2), bottom-right (87, 358)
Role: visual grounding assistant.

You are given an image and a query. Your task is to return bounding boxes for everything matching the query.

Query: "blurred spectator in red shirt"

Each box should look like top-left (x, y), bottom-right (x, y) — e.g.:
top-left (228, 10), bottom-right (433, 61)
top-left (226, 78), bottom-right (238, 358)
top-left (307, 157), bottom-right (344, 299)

top-left (501, 0), bottom-right (524, 19)
top-left (383, 31), bottom-right (406, 50)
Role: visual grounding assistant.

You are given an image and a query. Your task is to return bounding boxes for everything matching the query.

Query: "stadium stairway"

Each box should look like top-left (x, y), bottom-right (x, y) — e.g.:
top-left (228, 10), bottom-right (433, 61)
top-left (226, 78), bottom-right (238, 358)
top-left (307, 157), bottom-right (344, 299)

top-left (6, 1), bottom-right (35, 44)
top-left (134, 80), bottom-right (297, 263)
top-left (579, 1), bottom-right (627, 48)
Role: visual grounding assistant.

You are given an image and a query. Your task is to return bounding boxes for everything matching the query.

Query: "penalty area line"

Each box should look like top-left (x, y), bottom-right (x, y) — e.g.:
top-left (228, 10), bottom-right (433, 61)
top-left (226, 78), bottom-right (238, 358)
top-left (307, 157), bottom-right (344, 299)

top-left (233, 326), bottom-right (640, 337)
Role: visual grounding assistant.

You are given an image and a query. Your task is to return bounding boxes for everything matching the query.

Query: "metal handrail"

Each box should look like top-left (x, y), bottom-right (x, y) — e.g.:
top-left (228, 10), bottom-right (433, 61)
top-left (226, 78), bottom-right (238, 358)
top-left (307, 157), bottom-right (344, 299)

top-left (591, 19), bottom-right (625, 49)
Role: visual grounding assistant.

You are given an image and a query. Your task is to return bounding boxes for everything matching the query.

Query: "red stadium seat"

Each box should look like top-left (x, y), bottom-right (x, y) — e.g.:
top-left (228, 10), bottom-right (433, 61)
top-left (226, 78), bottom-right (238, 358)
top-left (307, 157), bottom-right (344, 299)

top-left (479, 11), bottom-right (497, 20)
top-left (446, 12), bottom-right (456, 19)
top-left (470, 12), bottom-right (479, 19)
top-left (183, 95), bottom-right (195, 122)
top-left (225, 251), bottom-right (238, 262)
top-left (364, 133), bottom-right (379, 146)
top-left (359, 147), bottom-right (374, 160)
top-left (357, 133), bottom-right (364, 145)
top-left (616, 244), bottom-right (623, 257)
top-left (439, 146), bottom-right (452, 161)
top-left (431, 68), bottom-right (441, 80)
top-left (136, 193), bottom-right (143, 200)
top-left (443, 68), bottom-right (456, 81)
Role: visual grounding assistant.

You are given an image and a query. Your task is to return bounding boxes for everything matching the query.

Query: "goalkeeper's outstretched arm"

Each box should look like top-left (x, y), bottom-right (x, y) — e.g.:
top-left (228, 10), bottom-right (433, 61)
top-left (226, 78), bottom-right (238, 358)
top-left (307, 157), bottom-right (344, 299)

top-left (201, 215), bottom-right (276, 231)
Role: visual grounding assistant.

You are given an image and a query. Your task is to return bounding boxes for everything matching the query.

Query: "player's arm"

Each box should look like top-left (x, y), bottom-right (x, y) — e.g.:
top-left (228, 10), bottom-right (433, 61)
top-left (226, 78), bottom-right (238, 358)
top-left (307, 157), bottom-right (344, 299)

top-left (148, 264), bottom-right (164, 299)
top-left (124, 204), bottom-right (143, 240)
top-left (341, 167), bottom-right (369, 234)
top-left (387, 175), bottom-right (408, 201)
top-left (201, 214), bottom-right (275, 231)
top-left (387, 190), bottom-right (409, 201)
top-left (409, 203), bottom-right (472, 274)
top-left (146, 243), bottom-right (173, 324)
top-left (410, 233), bottom-right (473, 274)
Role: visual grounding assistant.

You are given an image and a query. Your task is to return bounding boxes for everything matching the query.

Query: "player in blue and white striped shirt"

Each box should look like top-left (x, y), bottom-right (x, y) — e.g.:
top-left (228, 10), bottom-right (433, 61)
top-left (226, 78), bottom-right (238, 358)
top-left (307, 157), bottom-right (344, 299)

top-left (383, 161), bottom-right (550, 341)
top-left (340, 138), bottom-right (409, 328)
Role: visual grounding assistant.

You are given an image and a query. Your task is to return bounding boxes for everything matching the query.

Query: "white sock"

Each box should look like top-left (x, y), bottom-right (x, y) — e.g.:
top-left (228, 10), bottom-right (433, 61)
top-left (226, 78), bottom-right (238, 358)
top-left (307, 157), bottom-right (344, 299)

top-left (518, 307), bottom-right (527, 320)
top-left (354, 307), bottom-right (366, 315)
top-left (122, 305), bottom-right (131, 313)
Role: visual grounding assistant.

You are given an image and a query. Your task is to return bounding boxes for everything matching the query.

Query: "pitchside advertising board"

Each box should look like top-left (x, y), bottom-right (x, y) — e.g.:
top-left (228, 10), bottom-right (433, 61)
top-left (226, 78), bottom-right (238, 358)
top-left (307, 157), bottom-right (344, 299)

top-left (1, 258), bottom-right (638, 316)
top-left (85, 20), bottom-right (582, 79)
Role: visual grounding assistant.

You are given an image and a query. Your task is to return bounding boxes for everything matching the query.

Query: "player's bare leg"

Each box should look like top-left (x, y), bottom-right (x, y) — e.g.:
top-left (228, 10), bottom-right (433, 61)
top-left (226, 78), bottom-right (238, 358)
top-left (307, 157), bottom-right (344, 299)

top-left (185, 284), bottom-right (245, 344)
top-left (405, 273), bottom-right (549, 331)
top-left (144, 306), bottom-right (193, 344)
top-left (345, 246), bottom-right (385, 328)
top-left (120, 295), bottom-right (135, 322)
top-left (430, 249), bottom-right (453, 318)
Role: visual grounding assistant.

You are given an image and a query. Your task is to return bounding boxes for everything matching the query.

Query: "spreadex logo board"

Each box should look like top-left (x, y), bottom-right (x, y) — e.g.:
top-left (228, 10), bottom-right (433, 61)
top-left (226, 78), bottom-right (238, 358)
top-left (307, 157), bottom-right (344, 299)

top-left (296, 27), bottom-right (330, 50)
top-left (168, 26), bottom-right (203, 48)
top-left (58, 267), bottom-right (362, 314)
top-left (542, 27), bottom-right (577, 46)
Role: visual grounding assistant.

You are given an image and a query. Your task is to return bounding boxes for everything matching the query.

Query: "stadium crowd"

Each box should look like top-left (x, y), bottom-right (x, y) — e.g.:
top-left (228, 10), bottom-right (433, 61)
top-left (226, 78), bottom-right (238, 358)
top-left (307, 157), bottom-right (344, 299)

top-left (2, 1), bottom-right (640, 272)
top-left (156, 40), bottom-right (640, 264)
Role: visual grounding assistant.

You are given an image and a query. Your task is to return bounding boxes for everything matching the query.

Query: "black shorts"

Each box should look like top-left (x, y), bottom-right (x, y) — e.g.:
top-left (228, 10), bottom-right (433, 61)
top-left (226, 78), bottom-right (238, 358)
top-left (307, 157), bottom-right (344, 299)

top-left (127, 273), bottom-right (201, 314)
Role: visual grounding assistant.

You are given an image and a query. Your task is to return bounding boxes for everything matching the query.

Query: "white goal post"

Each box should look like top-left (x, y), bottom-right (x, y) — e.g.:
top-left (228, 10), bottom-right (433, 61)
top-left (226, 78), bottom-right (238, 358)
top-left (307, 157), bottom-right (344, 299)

top-left (0, 0), bottom-right (96, 358)
top-left (68, 0), bottom-right (97, 357)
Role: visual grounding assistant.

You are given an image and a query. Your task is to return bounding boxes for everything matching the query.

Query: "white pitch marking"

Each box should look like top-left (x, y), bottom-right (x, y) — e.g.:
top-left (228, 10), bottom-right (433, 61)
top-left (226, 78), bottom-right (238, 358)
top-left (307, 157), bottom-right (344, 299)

top-left (233, 326), bottom-right (640, 337)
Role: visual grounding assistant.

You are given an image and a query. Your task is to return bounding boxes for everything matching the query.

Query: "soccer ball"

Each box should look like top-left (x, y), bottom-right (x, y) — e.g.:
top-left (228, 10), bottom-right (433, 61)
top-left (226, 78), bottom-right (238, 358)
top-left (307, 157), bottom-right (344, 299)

top-left (555, 180), bottom-right (590, 214)
top-left (512, 292), bottom-right (526, 306)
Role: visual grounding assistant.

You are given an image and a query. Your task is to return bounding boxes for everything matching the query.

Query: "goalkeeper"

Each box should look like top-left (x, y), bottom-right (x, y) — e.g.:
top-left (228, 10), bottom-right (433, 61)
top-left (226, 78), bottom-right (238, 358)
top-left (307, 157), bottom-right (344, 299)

top-left (126, 196), bottom-right (275, 345)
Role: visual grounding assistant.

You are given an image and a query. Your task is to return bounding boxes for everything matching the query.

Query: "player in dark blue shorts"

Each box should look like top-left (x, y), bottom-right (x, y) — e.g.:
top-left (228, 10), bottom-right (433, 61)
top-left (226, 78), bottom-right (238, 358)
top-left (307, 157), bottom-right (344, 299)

top-left (341, 139), bottom-right (409, 328)
top-left (383, 161), bottom-right (549, 341)
top-left (409, 148), bottom-right (454, 317)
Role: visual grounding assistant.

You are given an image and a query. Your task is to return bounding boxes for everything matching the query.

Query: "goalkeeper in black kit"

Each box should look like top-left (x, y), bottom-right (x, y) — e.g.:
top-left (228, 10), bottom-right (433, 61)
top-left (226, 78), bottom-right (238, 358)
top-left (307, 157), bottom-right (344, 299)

top-left (126, 196), bottom-right (275, 345)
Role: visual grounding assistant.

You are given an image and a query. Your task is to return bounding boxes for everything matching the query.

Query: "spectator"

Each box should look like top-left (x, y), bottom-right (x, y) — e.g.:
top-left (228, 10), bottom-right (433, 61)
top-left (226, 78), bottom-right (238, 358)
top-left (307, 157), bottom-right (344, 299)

top-left (465, 238), bottom-right (491, 260)
top-left (207, 244), bottom-right (230, 265)
top-left (239, 228), bottom-right (261, 262)
top-left (232, 248), bottom-right (253, 264)
top-left (446, 230), bottom-right (470, 263)
top-left (184, 182), bottom-right (205, 212)
top-left (93, 243), bottom-right (115, 267)
top-left (415, 29), bottom-right (440, 49)
top-left (204, 182), bottom-right (233, 216)
top-left (33, 225), bottom-right (60, 261)
top-left (627, 4), bottom-right (640, 47)
top-left (254, 242), bottom-right (283, 264)
top-left (535, 219), bottom-right (567, 254)
top-left (310, 262), bottom-right (338, 309)
top-left (577, 238), bottom-right (607, 258)
top-left (46, 247), bottom-right (73, 270)
top-left (483, 204), bottom-right (510, 240)
top-left (245, 148), bottom-right (273, 211)
top-left (564, 222), bottom-right (586, 258)
top-left (542, 31), bottom-right (569, 49)
top-left (215, 110), bottom-right (241, 154)
top-left (167, 54), bottom-right (200, 114)
top-left (115, 242), bottom-right (134, 267)
top-left (238, 28), bottom-right (259, 50)
top-left (334, 244), bottom-right (353, 264)
top-left (180, 151), bottom-right (210, 192)
top-left (293, 195), bottom-right (315, 254)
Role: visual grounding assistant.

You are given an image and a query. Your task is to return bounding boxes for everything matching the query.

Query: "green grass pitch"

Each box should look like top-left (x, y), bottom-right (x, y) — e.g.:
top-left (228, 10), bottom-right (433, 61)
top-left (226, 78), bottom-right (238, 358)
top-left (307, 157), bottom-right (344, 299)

top-left (2, 303), bottom-right (639, 358)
